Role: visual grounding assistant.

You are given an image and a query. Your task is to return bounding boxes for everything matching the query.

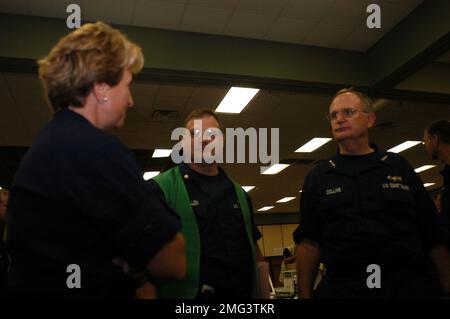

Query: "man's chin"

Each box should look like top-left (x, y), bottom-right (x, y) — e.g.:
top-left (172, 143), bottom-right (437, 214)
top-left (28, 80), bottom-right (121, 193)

top-left (333, 134), bottom-right (350, 143)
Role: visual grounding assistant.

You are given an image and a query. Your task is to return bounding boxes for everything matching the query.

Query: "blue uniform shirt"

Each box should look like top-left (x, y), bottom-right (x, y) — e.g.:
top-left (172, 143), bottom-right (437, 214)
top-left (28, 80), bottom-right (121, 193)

top-left (294, 144), bottom-right (449, 266)
top-left (6, 109), bottom-right (181, 297)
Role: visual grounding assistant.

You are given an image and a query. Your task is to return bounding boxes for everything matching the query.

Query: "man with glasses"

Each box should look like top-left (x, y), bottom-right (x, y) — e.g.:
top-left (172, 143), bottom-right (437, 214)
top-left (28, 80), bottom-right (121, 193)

top-left (146, 109), bottom-right (263, 299)
top-left (294, 88), bottom-right (450, 298)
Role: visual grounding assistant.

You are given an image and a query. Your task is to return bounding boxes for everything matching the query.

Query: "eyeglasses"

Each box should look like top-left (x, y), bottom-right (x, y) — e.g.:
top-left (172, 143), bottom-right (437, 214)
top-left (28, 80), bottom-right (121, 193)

top-left (188, 128), bottom-right (221, 139)
top-left (326, 108), bottom-right (369, 122)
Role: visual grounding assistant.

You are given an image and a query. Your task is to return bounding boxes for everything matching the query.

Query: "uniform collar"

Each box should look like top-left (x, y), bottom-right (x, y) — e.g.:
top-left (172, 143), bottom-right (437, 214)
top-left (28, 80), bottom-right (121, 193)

top-left (55, 108), bottom-right (105, 133)
top-left (326, 143), bottom-right (392, 174)
top-left (179, 162), bottom-right (226, 181)
top-left (56, 108), bottom-right (91, 125)
top-left (334, 142), bottom-right (380, 156)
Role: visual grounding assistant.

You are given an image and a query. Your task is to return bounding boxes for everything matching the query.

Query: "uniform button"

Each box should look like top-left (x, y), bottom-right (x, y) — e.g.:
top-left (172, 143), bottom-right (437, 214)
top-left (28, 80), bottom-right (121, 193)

top-left (184, 174), bottom-right (189, 180)
top-left (144, 224), bottom-right (153, 234)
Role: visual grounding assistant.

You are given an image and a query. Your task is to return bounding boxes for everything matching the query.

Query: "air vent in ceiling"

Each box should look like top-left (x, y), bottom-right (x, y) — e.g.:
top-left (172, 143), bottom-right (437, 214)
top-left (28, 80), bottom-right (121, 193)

top-left (151, 110), bottom-right (178, 121)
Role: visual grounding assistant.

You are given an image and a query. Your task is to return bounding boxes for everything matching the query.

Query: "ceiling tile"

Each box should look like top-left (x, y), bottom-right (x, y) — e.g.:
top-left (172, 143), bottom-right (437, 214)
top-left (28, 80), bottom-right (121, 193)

top-left (154, 96), bottom-right (188, 110)
top-left (120, 113), bottom-right (149, 132)
top-left (158, 0), bottom-right (187, 4)
top-left (303, 23), bottom-right (354, 49)
top-left (158, 84), bottom-right (194, 98)
top-left (225, 12), bottom-right (275, 39)
top-left (84, 0), bottom-right (135, 25)
top-left (0, 0), bottom-right (29, 15)
top-left (180, 5), bottom-right (231, 34)
top-left (186, 0), bottom-right (238, 11)
top-left (235, 0), bottom-right (289, 17)
top-left (265, 17), bottom-right (315, 44)
top-left (131, 81), bottom-right (160, 96)
top-left (190, 86), bottom-right (226, 100)
top-left (130, 95), bottom-right (155, 118)
top-left (321, 0), bottom-right (367, 28)
top-left (134, 0), bottom-right (185, 30)
top-left (185, 97), bottom-right (221, 110)
top-left (280, 0), bottom-right (335, 23)
top-left (29, 0), bottom-right (82, 19)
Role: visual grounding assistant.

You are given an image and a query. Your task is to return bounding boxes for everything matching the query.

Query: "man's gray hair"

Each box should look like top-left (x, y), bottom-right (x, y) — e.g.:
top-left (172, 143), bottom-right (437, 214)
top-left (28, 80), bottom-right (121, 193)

top-left (332, 88), bottom-right (374, 112)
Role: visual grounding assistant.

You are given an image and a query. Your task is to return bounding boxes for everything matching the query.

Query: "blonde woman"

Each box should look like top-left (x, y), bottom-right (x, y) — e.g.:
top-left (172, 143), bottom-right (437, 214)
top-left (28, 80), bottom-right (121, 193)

top-left (6, 22), bottom-right (185, 298)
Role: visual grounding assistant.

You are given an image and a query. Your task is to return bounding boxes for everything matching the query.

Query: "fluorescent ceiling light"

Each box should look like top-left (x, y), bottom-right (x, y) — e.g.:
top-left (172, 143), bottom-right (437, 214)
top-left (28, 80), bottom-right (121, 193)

top-left (143, 171), bottom-right (160, 180)
top-left (424, 183), bottom-right (435, 188)
top-left (215, 87), bottom-right (259, 113)
top-left (152, 149), bottom-right (172, 158)
top-left (295, 138), bottom-right (332, 153)
top-left (258, 206), bottom-right (274, 212)
top-left (261, 164), bottom-right (290, 175)
top-left (387, 141), bottom-right (421, 153)
top-left (242, 186), bottom-right (255, 192)
top-left (414, 165), bottom-right (436, 173)
top-left (276, 197), bottom-right (296, 203)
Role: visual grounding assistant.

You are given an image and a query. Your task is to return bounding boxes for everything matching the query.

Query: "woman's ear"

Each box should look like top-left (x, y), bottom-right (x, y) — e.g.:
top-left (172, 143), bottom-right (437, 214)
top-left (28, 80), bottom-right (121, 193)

top-left (92, 82), bottom-right (110, 103)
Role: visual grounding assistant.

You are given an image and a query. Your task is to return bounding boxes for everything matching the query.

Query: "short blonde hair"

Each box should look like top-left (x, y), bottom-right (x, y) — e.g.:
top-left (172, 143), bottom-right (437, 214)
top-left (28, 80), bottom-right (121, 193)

top-left (38, 21), bottom-right (144, 110)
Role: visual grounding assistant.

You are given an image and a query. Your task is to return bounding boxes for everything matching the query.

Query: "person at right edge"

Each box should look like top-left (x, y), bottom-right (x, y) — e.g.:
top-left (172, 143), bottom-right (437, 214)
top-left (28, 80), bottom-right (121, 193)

top-left (423, 120), bottom-right (450, 230)
top-left (294, 88), bottom-right (450, 298)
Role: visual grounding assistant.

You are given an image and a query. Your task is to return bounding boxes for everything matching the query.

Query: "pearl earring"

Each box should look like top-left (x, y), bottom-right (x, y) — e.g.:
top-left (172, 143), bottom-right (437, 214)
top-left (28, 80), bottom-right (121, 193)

top-left (102, 97), bottom-right (108, 103)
